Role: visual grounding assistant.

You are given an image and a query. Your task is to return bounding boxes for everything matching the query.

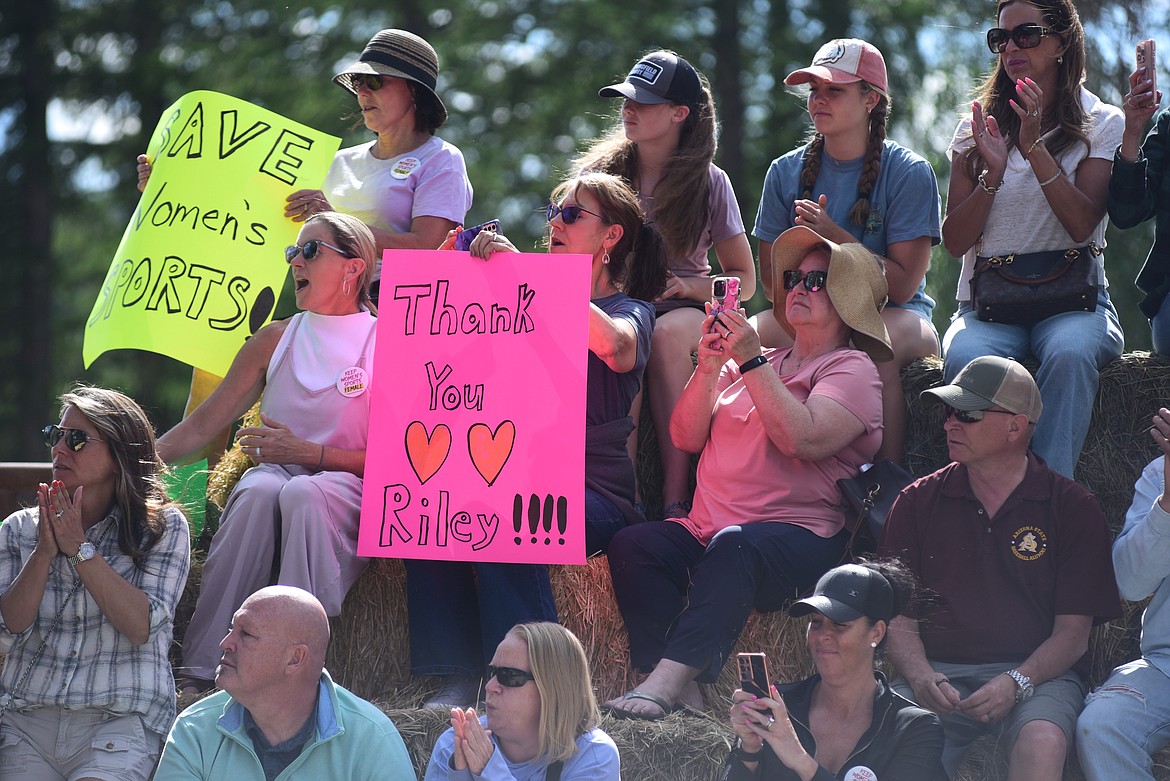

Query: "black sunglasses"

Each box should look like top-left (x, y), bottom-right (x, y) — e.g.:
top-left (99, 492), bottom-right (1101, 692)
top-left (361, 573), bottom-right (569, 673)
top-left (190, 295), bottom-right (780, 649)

top-left (349, 74), bottom-right (386, 91)
top-left (545, 203), bottom-right (604, 225)
top-left (945, 406), bottom-right (1017, 424)
top-left (486, 664), bottom-right (535, 688)
top-left (285, 239), bottom-right (350, 264)
top-left (782, 269), bottom-right (828, 292)
top-left (986, 23), bottom-right (1052, 53)
top-left (42, 424), bottom-right (105, 452)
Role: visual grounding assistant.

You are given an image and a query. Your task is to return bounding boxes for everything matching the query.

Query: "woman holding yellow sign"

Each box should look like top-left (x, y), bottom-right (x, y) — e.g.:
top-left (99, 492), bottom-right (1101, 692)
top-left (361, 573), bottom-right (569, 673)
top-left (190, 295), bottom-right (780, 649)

top-left (157, 212), bottom-right (377, 695)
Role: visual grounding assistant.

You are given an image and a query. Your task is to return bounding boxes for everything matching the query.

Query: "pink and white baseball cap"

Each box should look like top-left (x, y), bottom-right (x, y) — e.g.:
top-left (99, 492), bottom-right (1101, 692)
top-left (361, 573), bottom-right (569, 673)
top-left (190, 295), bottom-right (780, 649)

top-left (784, 39), bottom-right (888, 96)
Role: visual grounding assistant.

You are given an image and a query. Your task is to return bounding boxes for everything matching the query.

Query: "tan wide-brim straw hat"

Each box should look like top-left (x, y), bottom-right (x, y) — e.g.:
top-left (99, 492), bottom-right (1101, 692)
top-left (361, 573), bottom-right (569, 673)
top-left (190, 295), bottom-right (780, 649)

top-left (771, 225), bottom-right (893, 363)
top-left (333, 29), bottom-right (447, 124)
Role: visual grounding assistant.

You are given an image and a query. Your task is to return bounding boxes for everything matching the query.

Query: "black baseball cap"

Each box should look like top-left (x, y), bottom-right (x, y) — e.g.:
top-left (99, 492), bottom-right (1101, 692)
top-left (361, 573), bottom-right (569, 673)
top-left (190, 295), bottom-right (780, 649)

top-left (598, 51), bottom-right (701, 106)
top-left (789, 564), bottom-right (895, 623)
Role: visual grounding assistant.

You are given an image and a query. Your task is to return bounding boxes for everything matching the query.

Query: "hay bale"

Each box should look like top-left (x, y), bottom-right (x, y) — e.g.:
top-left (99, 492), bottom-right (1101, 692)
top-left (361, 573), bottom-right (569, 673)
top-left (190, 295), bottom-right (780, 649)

top-left (326, 558), bottom-right (412, 700)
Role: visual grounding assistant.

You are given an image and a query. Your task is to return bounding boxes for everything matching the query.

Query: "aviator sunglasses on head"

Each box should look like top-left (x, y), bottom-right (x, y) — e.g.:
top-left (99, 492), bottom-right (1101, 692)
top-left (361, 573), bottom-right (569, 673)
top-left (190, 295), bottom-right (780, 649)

top-left (485, 664), bottom-right (536, 688)
top-left (986, 23), bottom-right (1052, 53)
top-left (782, 269), bottom-right (828, 292)
top-left (349, 74), bottom-right (386, 91)
top-left (285, 239), bottom-right (350, 264)
top-left (42, 424), bottom-right (105, 452)
top-left (545, 203), bottom-right (604, 225)
top-left (944, 406), bottom-right (1017, 424)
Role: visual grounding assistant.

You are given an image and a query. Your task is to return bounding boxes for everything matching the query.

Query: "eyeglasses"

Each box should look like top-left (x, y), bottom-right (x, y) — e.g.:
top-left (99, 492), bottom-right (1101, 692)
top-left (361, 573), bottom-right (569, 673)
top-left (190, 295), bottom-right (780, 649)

top-left (986, 23), bottom-right (1052, 53)
top-left (782, 269), bottom-right (828, 292)
top-left (42, 424), bottom-right (105, 452)
top-left (545, 203), bottom-right (604, 225)
top-left (944, 406), bottom-right (1017, 424)
top-left (285, 239), bottom-right (350, 264)
top-left (485, 664), bottom-right (535, 688)
top-left (348, 74), bottom-right (386, 91)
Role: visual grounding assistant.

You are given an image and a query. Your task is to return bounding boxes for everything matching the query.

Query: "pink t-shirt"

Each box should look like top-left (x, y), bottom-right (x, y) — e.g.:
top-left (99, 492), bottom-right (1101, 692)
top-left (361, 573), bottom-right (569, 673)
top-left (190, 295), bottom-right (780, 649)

top-left (638, 163), bottom-right (746, 277)
top-left (677, 347), bottom-right (882, 544)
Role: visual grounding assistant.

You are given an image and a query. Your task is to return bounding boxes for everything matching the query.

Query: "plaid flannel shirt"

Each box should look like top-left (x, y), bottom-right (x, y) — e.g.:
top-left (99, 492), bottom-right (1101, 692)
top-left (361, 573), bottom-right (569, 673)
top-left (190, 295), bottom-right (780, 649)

top-left (0, 505), bottom-right (190, 735)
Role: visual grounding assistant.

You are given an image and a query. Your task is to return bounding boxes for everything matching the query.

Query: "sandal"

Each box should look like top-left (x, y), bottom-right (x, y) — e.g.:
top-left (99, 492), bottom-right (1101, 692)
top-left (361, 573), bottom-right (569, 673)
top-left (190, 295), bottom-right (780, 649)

top-left (174, 675), bottom-right (214, 696)
top-left (602, 689), bottom-right (675, 721)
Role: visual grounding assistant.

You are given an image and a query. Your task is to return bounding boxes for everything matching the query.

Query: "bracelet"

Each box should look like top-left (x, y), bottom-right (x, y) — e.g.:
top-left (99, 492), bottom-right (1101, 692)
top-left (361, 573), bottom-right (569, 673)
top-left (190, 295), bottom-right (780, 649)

top-left (1024, 137), bottom-right (1045, 160)
top-left (977, 171), bottom-right (1002, 195)
top-left (735, 741), bottom-right (765, 761)
top-left (1038, 171), bottom-right (1061, 187)
top-left (1116, 143), bottom-right (1146, 164)
top-left (316, 444), bottom-right (325, 470)
top-left (738, 355), bottom-right (769, 375)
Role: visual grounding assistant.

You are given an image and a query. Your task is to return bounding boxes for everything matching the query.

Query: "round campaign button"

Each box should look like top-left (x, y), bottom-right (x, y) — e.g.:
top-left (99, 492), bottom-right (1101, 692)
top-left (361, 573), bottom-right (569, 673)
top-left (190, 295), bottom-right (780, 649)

top-left (391, 157), bottom-right (420, 179)
top-left (843, 766), bottom-right (878, 781)
top-left (336, 366), bottom-right (369, 398)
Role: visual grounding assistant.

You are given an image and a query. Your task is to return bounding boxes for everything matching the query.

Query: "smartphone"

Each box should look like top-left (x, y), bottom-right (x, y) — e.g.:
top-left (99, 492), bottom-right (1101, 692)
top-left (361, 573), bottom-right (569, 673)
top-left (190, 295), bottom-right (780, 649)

top-left (455, 219), bottom-right (501, 251)
top-left (1137, 39), bottom-right (1157, 105)
top-left (737, 652), bottom-right (772, 698)
top-left (711, 276), bottom-right (741, 319)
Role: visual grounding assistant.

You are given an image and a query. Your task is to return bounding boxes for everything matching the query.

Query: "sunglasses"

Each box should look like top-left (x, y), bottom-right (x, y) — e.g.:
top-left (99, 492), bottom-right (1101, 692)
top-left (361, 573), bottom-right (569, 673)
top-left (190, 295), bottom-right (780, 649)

top-left (349, 74), bottom-right (386, 91)
top-left (285, 239), bottom-right (350, 264)
top-left (944, 406), bottom-right (1017, 424)
top-left (782, 269), bottom-right (828, 292)
top-left (986, 23), bottom-right (1052, 53)
top-left (545, 203), bottom-right (604, 225)
top-left (42, 424), bottom-right (105, 452)
top-left (486, 664), bottom-right (535, 688)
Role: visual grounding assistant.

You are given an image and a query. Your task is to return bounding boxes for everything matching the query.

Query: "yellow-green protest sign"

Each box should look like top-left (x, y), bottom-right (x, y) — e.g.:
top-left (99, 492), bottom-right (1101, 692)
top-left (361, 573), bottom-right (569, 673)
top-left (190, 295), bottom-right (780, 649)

top-left (83, 90), bottom-right (340, 376)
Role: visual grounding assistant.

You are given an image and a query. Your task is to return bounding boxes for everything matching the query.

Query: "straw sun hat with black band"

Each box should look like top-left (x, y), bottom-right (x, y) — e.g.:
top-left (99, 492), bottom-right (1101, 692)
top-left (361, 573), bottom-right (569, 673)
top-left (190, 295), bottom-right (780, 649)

top-left (770, 225), bottom-right (893, 363)
top-left (333, 29), bottom-right (447, 125)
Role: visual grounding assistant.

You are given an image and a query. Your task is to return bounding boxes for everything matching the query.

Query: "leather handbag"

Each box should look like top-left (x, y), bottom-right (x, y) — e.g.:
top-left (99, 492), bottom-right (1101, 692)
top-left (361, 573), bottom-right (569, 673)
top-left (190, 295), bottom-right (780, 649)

top-left (836, 459), bottom-right (914, 560)
top-left (970, 243), bottom-right (1099, 325)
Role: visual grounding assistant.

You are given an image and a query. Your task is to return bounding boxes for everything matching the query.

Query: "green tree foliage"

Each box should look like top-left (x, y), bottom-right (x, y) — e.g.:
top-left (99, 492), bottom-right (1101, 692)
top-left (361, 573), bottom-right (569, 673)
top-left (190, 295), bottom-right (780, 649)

top-left (0, 0), bottom-right (1164, 458)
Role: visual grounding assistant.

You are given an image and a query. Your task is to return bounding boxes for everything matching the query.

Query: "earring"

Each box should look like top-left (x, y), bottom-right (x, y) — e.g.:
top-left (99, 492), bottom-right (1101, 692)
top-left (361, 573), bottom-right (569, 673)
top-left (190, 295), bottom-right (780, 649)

top-left (870, 641), bottom-right (878, 648)
top-left (1057, 55), bottom-right (1063, 64)
top-left (602, 252), bottom-right (611, 265)
top-left (343, 279), bottom-right (352, 297)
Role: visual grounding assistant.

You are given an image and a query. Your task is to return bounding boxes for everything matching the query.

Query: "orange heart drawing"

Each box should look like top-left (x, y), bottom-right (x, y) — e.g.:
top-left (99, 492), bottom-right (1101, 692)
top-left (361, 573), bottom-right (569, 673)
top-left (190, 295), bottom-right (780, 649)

top-left (468, 421), bottom-right (516, 487)
top-left (404, 422), bottom-right (452, 485)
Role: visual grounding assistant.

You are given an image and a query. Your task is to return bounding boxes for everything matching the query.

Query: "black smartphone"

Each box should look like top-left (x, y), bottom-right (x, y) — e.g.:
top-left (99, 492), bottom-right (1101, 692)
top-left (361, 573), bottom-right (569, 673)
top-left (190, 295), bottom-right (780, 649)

top-left (455, 219), bottom-right (501, 251)
top-left (737, 652), bottom-right (772, 698)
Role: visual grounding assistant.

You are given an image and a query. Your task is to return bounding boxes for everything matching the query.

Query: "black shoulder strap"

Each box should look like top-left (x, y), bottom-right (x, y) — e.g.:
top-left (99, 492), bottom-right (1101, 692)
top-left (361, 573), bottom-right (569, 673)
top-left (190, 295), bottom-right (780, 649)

top-left (546, 760), bottom-right (564, 781)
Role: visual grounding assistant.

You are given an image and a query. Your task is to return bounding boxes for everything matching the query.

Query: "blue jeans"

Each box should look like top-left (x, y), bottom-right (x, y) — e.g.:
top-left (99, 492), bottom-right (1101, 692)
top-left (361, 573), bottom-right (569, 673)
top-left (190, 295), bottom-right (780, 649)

top-left (1151, 293), bottom-right (1170, 355)
top-left (585, 488), bottom-right (626, 557)
top-left (1077, 659), bottom-right (1170, 781)
top-left (404, 559), bottom-right (557, 676)
top-left (942, 288), bottom-right (1123, 478)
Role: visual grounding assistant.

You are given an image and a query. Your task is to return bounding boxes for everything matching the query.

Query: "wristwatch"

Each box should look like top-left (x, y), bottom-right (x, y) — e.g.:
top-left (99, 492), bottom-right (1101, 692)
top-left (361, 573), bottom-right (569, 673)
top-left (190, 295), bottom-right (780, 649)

top-left (68, 542), bottom-right (97, 568)
top-left (1004, 669), bottom-right (1034, 703)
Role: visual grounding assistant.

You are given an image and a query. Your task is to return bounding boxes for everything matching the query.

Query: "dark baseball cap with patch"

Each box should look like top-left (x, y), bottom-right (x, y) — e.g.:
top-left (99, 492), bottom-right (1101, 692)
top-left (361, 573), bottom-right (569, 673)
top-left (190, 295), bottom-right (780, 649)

top-left (789, 563), bottom-right (895, 623)
top-left (598, 51), bottom-right (701, 106)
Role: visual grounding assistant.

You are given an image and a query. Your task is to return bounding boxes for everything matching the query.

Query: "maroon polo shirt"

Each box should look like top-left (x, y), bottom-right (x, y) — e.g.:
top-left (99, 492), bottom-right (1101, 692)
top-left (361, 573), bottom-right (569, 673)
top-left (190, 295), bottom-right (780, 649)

top-left (878, 453), bottom-right (1121, 677)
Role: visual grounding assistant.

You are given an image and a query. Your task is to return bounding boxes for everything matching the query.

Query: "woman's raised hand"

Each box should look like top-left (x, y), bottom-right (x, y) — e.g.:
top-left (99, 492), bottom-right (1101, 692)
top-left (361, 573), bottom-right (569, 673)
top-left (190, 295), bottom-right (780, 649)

top-left (1009, 78), bottom-right (1045, 153)
top-left (450, 707), bottom-right (494, 774)
top-left (285, 189), bottom-right (334, 222)
top-left (135, 154), bottom-right (152, 193)
top-left (740, 686), bottom-right (816, 772)
top-left (468, 229), bottom-right (519, 260)
top-left (1123, 63), bottom-right (1162, 135)
top-left (793, 195), bottom-right (847, 244)
top-left (43, 480), bottom-right (86, 558)
top-left (970, 101), bottom-right (1008, 179)
top-left (34, 483), bottom-right (62, 558)
top-left (707, 306), bottom-right (763, 366)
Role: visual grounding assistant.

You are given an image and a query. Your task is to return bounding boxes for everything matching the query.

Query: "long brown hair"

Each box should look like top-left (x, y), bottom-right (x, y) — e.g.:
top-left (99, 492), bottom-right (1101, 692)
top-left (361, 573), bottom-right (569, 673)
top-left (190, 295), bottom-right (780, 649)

top-left (548, 172), bottom-right (669, 302)
top-left (797, 81), bottom-right (890, 228)
top-left (60, 386), bottom-right (173, 565)
top-left (574, 51), bottom-right (717, 263)
top-left (957, 0), bottom-right (1089, 180)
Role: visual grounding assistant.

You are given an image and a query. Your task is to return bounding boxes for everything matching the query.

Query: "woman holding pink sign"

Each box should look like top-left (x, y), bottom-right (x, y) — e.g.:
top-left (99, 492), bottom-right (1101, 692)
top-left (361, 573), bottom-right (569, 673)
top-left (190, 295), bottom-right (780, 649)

top-left (157, 212), bottom-right (377, 695)
top-left (416, 171), bottom-right (669, 709)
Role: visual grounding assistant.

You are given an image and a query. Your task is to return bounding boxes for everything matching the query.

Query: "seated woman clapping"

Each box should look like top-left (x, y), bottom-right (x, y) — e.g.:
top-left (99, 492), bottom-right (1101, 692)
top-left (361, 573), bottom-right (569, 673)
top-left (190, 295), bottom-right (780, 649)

top-left (158, 212), bottom-right (377, 694)
top-left (424, 622), bottom-right (620, 780)
top-left (723, 561), bottom-right (945, 781)
top-left (605, 225), bottom-right (889, 718)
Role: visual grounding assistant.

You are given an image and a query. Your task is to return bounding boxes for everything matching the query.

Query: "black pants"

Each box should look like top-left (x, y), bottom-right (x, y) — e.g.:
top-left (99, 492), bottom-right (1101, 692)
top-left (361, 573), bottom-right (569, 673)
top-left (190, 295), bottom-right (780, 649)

top-left (608, 520), bottom-right (846, 682)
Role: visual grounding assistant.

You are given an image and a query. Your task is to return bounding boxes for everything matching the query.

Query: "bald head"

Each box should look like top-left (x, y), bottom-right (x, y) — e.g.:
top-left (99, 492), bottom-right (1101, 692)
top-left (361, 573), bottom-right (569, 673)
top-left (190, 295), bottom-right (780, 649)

top-left (240, 586), bottom-right (330, 671)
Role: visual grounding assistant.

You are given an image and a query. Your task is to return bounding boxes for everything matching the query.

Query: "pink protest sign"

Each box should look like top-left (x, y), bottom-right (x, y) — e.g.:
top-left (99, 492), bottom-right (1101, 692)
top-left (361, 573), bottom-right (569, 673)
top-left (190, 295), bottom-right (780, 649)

top-left (359, 249), bottom-right (590, 564)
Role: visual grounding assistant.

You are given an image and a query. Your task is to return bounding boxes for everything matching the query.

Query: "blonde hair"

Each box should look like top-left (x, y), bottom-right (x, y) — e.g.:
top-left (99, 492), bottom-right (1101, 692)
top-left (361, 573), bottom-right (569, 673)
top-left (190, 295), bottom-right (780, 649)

top-left (510, 622), bottom-right (601, 763)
